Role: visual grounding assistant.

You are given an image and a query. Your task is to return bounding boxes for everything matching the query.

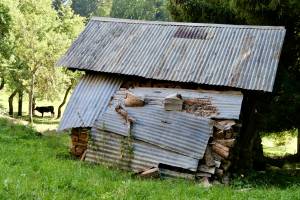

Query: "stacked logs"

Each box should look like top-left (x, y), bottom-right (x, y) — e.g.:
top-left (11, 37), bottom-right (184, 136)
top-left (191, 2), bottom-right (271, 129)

top-left (196, 120), bottom-right (240, 183)
top-left (70, 128), bottom-right (89, 158)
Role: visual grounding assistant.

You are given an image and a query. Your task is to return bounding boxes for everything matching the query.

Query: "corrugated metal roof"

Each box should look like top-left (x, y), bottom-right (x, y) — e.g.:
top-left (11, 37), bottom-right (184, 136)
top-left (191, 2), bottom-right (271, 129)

top-left (57, 17), bottom-right (286, 92)
top-left (58, 74), bottom-right (122, 131)
top-left (85, 130), bottom-right (200, 172)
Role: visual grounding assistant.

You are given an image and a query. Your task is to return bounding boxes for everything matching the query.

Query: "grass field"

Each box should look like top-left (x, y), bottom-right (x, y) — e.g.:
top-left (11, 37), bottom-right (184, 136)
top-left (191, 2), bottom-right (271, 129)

top-left (0, 117), bottom-right (299, 200)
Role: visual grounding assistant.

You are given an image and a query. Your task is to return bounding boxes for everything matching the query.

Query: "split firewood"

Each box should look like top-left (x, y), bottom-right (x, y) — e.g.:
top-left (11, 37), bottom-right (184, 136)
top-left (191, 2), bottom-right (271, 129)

top-left (215, 169), bottom-right (224, 177)
top-left (211, 142), bottom-right (230, 159)
top-left (212, 152), bottom-right (223, 162)
top-left (196, 172), bottom-right (212, 178)
top-left (78, 134), bottom-right (88, 141)
top-left (80, 150), bottom-right (87, 161)
top-left (164, 94), bottom-right (183, 111)
top-left (140, 167), bottom-right (159, 178)
top-left (74, 142), bottom-right (88, 147)
top-left (71, 134), bottom-right (78, 142)
top-left (213, 128), bottom-right (225, 139)
top-left (75, 147), bottom-right (84, 156)
top-left (224, 130), bottom-right (233, 139)
top-left (222, 161), bottom-right (231, 171)
top-left (198, 165), bottom-right (216, 174)
top-left (214, 160), bottom-right (221, 168)
top-left (214, 120), bottom-right (236, 131)
top-left (215, 139), bottom-right (235, 148)
top-left (204, 146), bottom-right (215, 167)
top-left (115, 105), bottom-right (136, 123)
top-left (125, 92), bottom-right (145, 107)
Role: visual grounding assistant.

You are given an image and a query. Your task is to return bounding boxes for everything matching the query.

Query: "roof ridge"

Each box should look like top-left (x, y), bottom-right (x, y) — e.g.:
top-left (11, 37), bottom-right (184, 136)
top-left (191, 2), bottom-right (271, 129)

top-left (91, 17), bottom-right (285, 30)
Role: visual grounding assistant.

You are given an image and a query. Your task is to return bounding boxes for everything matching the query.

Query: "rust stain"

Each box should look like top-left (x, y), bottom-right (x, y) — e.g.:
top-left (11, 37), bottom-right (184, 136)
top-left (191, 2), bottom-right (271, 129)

top-left (229, 34), bottom-right (254, 86)
top-left (174, 27), bottom-right (209, 40)
top-left (183, 98), bottom-right (219, 117)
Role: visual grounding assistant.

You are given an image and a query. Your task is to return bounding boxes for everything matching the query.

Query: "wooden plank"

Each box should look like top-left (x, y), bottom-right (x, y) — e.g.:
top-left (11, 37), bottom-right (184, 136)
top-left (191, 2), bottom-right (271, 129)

top-left (198, 165), bottom-right (216, 174)
top-left (204, 146), bottom-right (215, 167)
top-left (215, 139), bottom-right (235, 148)
top-left (125, 92), bottom-right (145, 107)
top-left (196, 172), bottom-right (212, 178)
top-left (140, 167), bottom-right (160, 178)
top-left (214, 160), bottom-right (221, 168)
top-left (212, 142), bottom-right (229, 159)
top-left (164, 94), bottom-right (183, 111)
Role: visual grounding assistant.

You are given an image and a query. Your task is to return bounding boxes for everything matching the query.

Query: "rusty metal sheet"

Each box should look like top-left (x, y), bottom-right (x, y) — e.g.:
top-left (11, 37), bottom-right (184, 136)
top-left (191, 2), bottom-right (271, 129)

top-left (57, 17), bottom-right (286, 92)
top-left (94, 88), bottom-right (214, 160)
top-left (57, 74), bottom-right (122, 131)
top-left (85, 129), bottom-right (200, 172)
top-left (126, 87), bottom-right (243, 119)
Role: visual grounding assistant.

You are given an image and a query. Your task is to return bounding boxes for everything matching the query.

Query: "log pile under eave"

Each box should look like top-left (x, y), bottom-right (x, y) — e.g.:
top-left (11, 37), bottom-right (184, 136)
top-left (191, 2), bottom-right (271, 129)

top-left (70, 128), bottom-right (89, 158)
top-left (196, 120), bottom-right (239, 183)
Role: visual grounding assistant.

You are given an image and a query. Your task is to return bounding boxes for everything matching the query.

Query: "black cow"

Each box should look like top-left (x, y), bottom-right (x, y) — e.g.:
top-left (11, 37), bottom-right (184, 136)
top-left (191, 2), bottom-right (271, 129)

top-left (34, 106), bottom-right (55, 117)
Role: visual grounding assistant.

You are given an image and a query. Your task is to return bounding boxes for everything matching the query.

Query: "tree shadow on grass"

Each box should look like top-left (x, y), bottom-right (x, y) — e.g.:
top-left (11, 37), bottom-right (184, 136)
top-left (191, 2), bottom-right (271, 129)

top-left (232, 159), bottom-right (300, 189)
top-left (12, 114), bottom-right (60, 125)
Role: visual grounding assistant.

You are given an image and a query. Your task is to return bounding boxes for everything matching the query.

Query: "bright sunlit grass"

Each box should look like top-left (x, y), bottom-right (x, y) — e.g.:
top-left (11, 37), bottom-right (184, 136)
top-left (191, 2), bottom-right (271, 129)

top-left (262, 130), bottom-right (298, 157)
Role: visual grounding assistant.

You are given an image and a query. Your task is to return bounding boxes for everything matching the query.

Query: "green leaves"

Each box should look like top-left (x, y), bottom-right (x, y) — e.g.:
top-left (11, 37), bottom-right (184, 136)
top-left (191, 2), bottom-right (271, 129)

top-left (111, 0), bottom-right (170, 21)
top-left (0, 0), bottom-right (84, 101)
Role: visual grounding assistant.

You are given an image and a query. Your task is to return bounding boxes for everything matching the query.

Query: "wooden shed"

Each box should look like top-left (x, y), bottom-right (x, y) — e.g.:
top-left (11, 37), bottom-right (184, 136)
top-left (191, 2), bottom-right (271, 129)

top-left (56, 17), bottom-right (286, 181)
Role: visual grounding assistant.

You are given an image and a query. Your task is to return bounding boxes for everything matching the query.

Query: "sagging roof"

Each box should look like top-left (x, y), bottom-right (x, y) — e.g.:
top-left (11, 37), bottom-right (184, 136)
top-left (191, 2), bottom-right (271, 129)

top-left (57, 17), bottom-right (286, 92)
top-left (58, 74), bottom-right (122, 131)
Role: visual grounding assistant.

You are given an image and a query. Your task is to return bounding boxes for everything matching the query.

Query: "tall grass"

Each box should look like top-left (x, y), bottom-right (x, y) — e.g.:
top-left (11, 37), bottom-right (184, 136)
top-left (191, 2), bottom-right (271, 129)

top-left (0, 117), bottom-right (299, 200)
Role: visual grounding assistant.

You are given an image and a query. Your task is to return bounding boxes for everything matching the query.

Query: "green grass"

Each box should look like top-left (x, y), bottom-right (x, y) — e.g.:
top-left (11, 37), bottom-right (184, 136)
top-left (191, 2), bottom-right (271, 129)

top-left (0, 87), bottom-right (67, 132)
top-left (0, 117), bottom-right (299, 200)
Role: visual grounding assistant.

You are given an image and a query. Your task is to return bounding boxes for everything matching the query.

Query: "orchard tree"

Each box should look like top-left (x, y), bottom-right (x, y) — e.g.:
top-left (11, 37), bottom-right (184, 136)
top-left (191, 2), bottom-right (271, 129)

top-left (2, 0), bottom-right (84, 123)
top-left (0, 3), bottom-right (11, 90)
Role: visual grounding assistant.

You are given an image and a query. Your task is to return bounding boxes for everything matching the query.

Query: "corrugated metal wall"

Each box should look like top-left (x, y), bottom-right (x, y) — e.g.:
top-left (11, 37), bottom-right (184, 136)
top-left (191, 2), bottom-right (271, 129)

top-left (57, 17), bottom-right (286, 92)
top-left (126, 87), bottom-right (243, 119)
top-left (58, 74), bottom-right (122, 131)
top-left (85, 130), bottom-right (200, 172)
top-left (85, 86), bottom-right (243, 172)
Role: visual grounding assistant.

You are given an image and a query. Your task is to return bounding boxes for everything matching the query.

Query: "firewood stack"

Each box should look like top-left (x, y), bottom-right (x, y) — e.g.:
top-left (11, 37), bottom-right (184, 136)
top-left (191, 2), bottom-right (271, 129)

top-left (70, 128), bottom-right (89, 157)
top-left (196, 120), bottom-right (240, 183)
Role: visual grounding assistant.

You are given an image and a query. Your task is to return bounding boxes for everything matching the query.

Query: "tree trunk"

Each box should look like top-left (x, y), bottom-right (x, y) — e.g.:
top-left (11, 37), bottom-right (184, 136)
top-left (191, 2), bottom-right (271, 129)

top-left (8, 89), bottom-right (18, 116)
top-left (32, 96), bottom-right (36, 116)
top-left (297, 127), bottom-right (300, 158)
top-left (18, 90), bottom-right (23, 116)
top-left (28, 75), bottom-right (34, 124)
top-left (232, 92), bottom-right (265, 172)
top-left (0, 77), bottom-right (4, 90)
top-left (56, 85), bottom-right (72, 119)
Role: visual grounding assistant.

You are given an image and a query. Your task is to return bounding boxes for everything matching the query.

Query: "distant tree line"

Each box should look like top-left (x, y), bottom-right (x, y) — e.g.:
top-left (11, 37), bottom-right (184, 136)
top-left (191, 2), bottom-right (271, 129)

top-left (53, 0), bottom-right (171, 21)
